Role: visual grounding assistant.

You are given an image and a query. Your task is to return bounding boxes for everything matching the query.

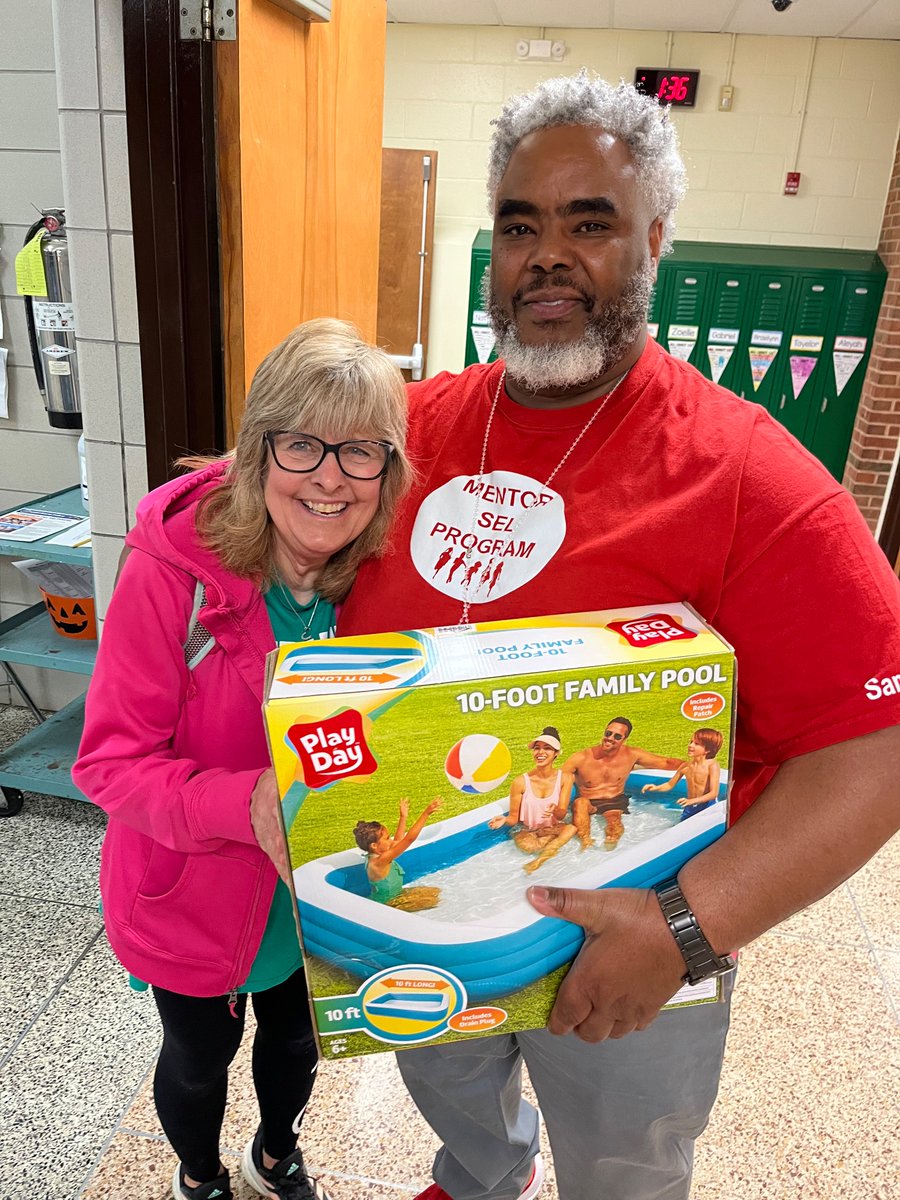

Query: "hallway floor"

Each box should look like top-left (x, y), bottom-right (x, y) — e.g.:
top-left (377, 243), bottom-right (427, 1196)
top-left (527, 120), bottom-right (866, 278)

top-left (1, 705), bottom-right (897, 1200)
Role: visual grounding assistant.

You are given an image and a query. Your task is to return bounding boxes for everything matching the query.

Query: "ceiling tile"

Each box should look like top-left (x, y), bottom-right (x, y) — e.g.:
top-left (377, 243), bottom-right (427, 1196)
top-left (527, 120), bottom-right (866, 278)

top-left (494, 0), bottom-right (611, 27)
top-left (840, 0), bottom-right (900, 40)
top-left (387, 1), bottom-right (500, 24)
top-left (611, 0), bottom-right (734, 34)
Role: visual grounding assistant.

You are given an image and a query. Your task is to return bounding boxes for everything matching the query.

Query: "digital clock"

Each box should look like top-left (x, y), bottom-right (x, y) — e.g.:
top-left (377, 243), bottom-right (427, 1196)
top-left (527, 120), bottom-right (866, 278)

top-left (634, 69), bottom-right (700, 107)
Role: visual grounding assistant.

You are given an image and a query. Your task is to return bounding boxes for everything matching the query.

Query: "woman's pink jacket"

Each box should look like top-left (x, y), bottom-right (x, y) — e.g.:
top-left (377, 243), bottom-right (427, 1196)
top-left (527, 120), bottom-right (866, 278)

top-left (73, 462), bottom-right (279, 996)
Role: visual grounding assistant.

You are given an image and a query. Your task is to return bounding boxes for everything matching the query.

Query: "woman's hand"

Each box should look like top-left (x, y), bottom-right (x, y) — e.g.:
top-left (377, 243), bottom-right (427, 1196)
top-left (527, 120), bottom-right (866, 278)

top-left (424, 798), bottom-right (443, 816)
top-left (398, 798), bottom-right (410, 821)
top-left (642, 783), bottom-right (660, 793)
top-left (250, 769), bottom-right (291, 886)
top-left (488, 815), bottom-right (506, 830)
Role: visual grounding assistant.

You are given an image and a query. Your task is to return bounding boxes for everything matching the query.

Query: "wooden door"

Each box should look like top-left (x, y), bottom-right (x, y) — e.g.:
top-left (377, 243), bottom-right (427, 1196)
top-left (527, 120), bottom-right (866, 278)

top-left (377, 148), bottom-right (437, 380)
top-left (217, 0), bottom-right (388, 440)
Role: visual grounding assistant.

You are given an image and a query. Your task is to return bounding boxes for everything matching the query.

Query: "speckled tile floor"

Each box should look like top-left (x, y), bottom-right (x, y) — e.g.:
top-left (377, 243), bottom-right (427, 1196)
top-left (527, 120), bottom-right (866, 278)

top-left (0, 704), bottom-right (897, 1200)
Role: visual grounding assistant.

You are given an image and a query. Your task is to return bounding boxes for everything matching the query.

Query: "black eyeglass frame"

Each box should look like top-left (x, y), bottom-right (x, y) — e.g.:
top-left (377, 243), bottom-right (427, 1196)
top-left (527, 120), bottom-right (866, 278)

top-left (264, 431), bottom-right (395, 480)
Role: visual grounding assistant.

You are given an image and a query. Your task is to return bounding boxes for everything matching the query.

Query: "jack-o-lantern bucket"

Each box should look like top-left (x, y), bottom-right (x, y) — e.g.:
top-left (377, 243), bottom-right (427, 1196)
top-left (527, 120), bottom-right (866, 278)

top-left (40, 589), bottom-right (97, 641)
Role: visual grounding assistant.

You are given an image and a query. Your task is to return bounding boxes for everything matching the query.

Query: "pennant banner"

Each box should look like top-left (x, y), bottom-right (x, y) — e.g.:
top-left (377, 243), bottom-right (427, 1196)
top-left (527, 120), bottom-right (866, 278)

top-left (471, 327), bottom-right (496, 364)
top-left (668, 340), bottom-right (695, 363)
top-left (707, 344), bottom-right (734, 385)
top-left (790, 356), bottom-right (817, 399)
top-left (749, 347), bottom-right (778, 392)
top-left (833, 352), bottom-right (863, 396)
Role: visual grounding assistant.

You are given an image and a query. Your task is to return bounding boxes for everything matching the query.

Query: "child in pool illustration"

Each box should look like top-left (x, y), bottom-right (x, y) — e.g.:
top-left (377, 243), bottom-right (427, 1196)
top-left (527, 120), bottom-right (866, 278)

top-left (353, 797), bottom-right (443, 911)
top-left (488, 726), bottom-right (578, 874)
top-left (641, 727), bottom-right (723, 820)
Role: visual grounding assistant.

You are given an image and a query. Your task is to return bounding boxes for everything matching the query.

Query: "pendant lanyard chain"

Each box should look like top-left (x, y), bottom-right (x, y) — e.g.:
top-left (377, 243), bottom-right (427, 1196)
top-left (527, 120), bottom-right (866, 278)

top-left (278, 578), bottom-right (322, 641)
top-left (459, 364), bottom-right (631, 625)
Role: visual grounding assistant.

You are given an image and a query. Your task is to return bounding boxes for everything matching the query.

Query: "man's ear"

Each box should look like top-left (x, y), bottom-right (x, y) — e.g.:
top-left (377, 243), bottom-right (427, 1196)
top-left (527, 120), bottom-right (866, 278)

top-left (648, 217), bottom-right (664, 278)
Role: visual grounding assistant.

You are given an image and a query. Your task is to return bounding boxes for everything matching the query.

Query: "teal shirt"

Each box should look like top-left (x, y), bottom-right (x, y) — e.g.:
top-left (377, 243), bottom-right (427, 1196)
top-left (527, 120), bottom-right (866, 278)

top-left (370, 860), bottom-right (404, 903)
top-left (240, 586), bottom-right (336, 994)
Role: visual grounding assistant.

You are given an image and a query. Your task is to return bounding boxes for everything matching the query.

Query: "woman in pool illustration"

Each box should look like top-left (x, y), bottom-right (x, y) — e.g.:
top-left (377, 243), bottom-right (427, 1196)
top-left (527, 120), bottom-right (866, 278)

top-left (641, 727), bottom-right (723, 820)
top-left (488, 726), bottom-right (578, 874)
top-left (353, 797), bottom-right (443, 910)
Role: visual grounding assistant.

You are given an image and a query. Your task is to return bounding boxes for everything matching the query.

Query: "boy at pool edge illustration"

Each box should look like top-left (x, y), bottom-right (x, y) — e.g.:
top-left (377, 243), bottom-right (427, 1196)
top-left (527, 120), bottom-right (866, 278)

top-left (488, 726), bottom-right (579, 874)
top-left (641, 727), bottom-right (724, 820)
top-left (353, 798), bottom-right (443, 911)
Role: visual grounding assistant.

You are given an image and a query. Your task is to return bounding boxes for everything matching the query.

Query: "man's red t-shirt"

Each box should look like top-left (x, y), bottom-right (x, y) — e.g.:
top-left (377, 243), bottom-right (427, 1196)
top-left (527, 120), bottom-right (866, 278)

top-left (340, 339), bottom-right (900, 821)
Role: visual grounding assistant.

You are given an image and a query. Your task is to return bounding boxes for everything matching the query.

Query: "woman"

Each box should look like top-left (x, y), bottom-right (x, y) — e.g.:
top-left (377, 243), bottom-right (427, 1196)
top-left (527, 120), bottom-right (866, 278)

top-left (73, 319), bottom-right (412, 1200)
top-left (488, 726), bottom-right (577, 873)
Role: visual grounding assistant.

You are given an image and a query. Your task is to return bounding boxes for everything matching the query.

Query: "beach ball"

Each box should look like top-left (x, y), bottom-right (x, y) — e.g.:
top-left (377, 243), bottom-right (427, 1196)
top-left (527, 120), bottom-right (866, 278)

top-left (444, 734), bottom-right (511, 794)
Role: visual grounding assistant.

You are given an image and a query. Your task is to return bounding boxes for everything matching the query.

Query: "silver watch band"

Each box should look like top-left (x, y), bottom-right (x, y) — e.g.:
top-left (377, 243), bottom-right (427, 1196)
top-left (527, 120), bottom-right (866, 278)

top-left (654, 878), bottom-right (736, 985)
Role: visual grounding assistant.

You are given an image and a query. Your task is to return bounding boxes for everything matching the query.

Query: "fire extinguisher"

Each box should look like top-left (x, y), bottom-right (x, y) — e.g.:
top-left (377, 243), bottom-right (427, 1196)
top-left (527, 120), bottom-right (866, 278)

top-left (22, 209), bottom-right (82, 430)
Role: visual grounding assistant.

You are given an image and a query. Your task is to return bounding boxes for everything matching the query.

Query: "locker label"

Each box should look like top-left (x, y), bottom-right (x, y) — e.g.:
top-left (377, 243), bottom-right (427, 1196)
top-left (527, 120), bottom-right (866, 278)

top-left (707, 345), bottom-right (734, 384)
top-left (708, 328), bottom-right (739, 344)
top-left (471, 309), bottom-right (491, 327)
top-left (751, 330), bottom-right (782, 347)
top-left (833, 352), bottom-right (863, 396)
top-left (471, 327), bottom-right (496, 364)
top-left (790, 335), bottom-right (823, 352)
top-left (790, 356), bottom-right (817, 399)
top-left (834, 336), bottom-right (866, 352)
top-left (647, 323), bottom-right (659, 338)
top-left (668, 340), bottom-right (695, 363)
top-left (668, 324), bottom-right (699, 340)
top-left (749, 348), bottom-right (778, 391)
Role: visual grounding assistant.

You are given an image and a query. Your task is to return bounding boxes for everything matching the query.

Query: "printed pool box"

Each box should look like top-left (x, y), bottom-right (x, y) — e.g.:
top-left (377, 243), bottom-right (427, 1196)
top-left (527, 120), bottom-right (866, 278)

top-left (263, 604), bottom-right (736, 1059)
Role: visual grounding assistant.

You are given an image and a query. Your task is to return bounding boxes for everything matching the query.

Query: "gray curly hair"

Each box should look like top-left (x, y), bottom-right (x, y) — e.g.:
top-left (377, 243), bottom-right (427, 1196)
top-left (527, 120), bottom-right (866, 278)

top-left (487, 73), bottom-right (687, 254)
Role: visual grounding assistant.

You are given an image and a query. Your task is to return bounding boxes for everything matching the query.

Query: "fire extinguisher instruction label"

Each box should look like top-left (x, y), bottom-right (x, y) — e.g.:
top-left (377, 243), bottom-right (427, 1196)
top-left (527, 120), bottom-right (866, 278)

top-left (34, 301), bottom-right (75, 332)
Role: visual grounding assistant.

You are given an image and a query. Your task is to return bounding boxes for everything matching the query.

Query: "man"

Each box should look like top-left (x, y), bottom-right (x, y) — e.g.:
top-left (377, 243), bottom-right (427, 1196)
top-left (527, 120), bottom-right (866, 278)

top-left (340, 74), bottom-right (900, 1200)
top-left (563, 717), bottom-right (685, 849)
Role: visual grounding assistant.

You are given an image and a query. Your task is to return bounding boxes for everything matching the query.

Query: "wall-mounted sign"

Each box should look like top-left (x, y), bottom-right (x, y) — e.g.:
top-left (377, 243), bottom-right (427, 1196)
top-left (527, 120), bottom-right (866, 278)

top-left (790, 335), bottom-right (824, 352)
top-left (751, 330), bottom-right (783, 347)
top-left (634, 69), bottom-right (700, 107)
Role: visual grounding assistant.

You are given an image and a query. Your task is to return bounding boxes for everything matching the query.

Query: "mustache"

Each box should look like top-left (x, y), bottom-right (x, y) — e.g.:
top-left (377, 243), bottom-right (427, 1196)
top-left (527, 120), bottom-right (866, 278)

top-left (513, 275), bottom-right (594, 308)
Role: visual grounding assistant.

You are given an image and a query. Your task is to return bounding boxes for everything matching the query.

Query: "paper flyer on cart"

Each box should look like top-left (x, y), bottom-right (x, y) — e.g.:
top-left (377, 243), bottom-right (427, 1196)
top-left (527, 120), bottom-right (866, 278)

top-left (0, 509), bottom-right (83, 541)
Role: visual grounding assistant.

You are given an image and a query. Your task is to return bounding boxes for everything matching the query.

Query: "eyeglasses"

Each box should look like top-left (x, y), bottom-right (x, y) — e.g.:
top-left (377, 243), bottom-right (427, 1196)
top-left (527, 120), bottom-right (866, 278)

top-left (265, 432), bottom-right (394, 480)
top-left (603, 730), bottom-right (626, 741)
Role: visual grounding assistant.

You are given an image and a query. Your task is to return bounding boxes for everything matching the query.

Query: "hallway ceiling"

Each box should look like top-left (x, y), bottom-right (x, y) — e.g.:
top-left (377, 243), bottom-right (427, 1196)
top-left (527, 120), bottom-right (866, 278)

top-left (385, 0), bottom-right (900, 41)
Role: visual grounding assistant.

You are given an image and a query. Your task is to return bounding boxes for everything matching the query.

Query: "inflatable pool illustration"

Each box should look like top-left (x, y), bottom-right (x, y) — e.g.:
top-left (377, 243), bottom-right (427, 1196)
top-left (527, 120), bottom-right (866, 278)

top-left (293, 770), bottom-right (727, 1003)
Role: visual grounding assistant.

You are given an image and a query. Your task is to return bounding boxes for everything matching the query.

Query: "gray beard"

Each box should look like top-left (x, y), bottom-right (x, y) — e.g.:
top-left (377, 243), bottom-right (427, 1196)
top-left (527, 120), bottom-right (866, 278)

top-left (484, 261), bottom-right (655, 394)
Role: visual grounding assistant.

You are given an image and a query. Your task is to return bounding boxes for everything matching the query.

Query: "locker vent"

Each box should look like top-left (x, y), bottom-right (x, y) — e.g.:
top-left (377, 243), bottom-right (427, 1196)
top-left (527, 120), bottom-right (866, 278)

top-left (758, 293), bottom-right (788, 326)
top-left (673, 283), bottom-right (701, 322)
top-left (796, 289), bottom-right (829, 333)
top-left (713, 291), bottom-right (742, 325)
top-left (838, 288), bottom-right (871, 335)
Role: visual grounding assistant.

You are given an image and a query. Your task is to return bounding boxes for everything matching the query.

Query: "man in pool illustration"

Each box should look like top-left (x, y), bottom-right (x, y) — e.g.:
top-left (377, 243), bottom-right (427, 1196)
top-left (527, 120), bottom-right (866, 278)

top-left (487, 726), bottom-right (578, 873)
top-left (563, 718), bottom-right (686, 850)
top-left (642, 728), bottom-right (723, 822)
top-left (353, 797), bottom-right (443, 911)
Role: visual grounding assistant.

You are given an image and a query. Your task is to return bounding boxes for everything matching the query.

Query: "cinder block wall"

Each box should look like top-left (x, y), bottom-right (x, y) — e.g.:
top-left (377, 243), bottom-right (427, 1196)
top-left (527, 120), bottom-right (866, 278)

top-left (0, 0), bottom-right (148, 709)
top-left (0, 0), bottom-right (84, 709)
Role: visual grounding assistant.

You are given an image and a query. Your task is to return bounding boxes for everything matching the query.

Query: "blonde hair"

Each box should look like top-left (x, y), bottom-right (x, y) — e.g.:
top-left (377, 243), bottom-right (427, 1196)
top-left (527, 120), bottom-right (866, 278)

top-left (179, 318), bottom-right (413, 603)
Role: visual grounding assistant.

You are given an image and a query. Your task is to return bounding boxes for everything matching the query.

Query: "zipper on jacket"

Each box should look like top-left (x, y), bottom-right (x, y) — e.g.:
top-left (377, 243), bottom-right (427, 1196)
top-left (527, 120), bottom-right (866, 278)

top-left (226, 859), bottom-right (269, 1002)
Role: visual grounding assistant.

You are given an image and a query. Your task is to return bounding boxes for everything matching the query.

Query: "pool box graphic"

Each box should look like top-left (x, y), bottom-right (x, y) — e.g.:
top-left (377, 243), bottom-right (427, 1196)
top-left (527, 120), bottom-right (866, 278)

top-left (263, 604), bottom-right (736, 1059)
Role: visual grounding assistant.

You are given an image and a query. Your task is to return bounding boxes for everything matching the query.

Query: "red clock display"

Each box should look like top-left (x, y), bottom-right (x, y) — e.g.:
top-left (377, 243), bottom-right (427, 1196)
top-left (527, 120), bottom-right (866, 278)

top-left (634, 69), bottom-right (700, 107)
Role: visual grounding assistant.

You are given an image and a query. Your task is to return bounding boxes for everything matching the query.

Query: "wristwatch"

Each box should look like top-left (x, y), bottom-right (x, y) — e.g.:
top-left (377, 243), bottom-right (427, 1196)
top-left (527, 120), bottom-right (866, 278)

top-left (653, 878), bottom-right (736, 985)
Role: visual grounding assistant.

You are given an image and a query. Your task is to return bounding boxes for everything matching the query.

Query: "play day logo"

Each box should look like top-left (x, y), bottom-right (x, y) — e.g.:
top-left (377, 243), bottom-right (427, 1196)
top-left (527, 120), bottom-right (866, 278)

top-left (410, 470), bottom-right (566, 603)
top-left (287, 709), bottom-right (377, 788)
top-left (607, 614), bottom-right (697, 648)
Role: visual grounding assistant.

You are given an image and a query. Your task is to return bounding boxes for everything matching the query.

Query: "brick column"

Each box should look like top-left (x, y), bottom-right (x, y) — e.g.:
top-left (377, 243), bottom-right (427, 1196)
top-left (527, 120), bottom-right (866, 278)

top-left (843, 133), bottom-right (900, 531)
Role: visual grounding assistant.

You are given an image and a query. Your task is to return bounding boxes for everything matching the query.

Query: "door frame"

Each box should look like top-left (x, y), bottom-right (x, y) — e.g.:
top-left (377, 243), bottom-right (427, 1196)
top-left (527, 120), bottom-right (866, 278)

top-left (122, 0), bottom-right (226, 488)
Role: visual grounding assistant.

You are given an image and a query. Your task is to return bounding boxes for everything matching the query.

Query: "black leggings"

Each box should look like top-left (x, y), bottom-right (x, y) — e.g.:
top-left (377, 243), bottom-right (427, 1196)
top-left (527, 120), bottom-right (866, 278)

top-left (152, 969), bottom-right (319, 1183)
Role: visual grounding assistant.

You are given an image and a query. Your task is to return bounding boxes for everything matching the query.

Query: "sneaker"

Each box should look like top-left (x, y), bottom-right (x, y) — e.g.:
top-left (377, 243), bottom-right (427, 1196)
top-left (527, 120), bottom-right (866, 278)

top-left (413, 1153), bottom-right (545, 1200)
top-left (171, 1163), bottom-right (233, 1200)
top-left (241, 1127), bottom-right (332, 1199)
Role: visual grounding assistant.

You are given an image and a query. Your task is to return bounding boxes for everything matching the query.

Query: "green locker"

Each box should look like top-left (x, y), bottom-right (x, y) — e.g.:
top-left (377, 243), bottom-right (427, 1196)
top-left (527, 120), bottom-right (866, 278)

top-left (733, 271), bottom-right (795, 409)
top-left (806, 274), bottom-right (884, 479)
top-left (464, 230), bottom-right (497, 367)
top-left (700, 269), bottom-right (751, 392)
top-left (769, 273), bottom-right (840, 441)
top-left (662, 267), bottom-right (711, 370)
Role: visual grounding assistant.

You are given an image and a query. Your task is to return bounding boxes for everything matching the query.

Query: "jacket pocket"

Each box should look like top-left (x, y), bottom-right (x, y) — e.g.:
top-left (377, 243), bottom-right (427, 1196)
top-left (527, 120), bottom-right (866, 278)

top-left (137, 841), bottom-right (191, 902)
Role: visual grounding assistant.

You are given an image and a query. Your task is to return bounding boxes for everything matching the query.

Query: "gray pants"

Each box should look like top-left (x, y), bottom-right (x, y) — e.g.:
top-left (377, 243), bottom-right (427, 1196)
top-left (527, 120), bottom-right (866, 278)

top-left (397, 976), bottom-right (734, 1200)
